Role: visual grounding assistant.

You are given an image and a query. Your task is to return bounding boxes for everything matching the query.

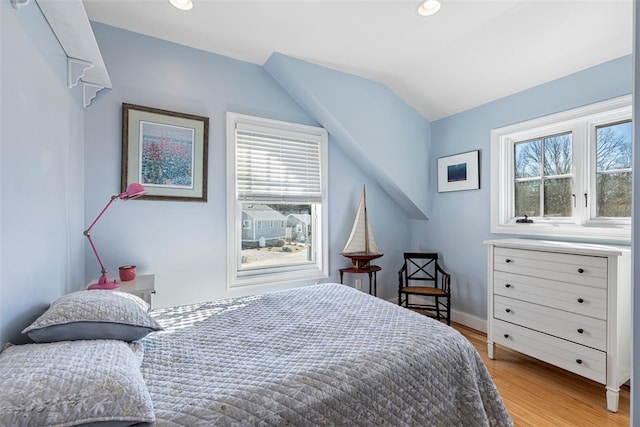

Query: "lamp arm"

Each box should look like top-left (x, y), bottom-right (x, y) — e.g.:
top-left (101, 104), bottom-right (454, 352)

top-left (84, 195), bottom-right (118, 234)
top-left (84, 184), bottom-right (145, 291)
top-left (85, 232), bottom-right (107, 275)
top-left (83, 195), bottom-right (119, 287)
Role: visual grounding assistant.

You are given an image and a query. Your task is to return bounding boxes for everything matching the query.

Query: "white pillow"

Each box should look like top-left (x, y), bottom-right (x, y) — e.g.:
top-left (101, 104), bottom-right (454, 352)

top-left (22, 290), bottom-right (162, 343)
top-left (0, 340), bottom-right (155, 426)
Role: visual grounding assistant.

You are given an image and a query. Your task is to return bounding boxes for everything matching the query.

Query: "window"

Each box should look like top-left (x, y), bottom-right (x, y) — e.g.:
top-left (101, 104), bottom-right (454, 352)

top-left (226, 112), bottom-right (328, 287)
top-left (514, 132), bottom-right (573, 218)
top-left (594, 121), bottom-right (632, 218)
top-left (491, 95), bottom-right (632, 241)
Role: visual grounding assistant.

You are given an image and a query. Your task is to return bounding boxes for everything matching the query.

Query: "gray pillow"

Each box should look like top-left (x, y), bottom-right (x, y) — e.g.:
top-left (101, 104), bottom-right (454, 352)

top-left (0, 340), bottom-right (155, 426)
top-left (22, 290), bottom-right (163, 343)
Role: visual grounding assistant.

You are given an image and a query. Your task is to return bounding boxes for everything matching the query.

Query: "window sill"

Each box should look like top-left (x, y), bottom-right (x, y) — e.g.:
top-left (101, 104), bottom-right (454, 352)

top-left (491, 222), bottom-right (630, 244)
top-left (229, 267), bottom-right (328, 289)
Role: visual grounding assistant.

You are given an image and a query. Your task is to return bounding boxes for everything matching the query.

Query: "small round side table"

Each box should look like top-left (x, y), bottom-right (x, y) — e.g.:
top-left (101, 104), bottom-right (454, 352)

top-left (339, 265), bottom-right (381, 296)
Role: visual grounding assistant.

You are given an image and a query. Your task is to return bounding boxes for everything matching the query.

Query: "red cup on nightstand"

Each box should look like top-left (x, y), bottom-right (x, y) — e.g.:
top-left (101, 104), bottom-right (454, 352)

top-left (118, 265), bottom-right (136, 281)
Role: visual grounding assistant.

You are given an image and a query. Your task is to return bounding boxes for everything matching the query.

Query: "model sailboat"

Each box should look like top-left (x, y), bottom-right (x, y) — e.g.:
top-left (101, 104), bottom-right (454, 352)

top-left (341, 186), bottom-right (383, 269)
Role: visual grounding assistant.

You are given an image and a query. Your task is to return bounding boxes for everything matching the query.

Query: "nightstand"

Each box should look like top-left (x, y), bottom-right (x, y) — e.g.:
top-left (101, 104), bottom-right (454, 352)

top-left (118, 274), bottom-right (156, 308)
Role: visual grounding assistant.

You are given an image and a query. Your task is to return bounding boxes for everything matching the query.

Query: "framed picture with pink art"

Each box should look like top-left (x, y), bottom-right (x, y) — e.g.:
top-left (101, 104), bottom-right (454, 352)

top-left (121, 103), bottom-right (209, 202)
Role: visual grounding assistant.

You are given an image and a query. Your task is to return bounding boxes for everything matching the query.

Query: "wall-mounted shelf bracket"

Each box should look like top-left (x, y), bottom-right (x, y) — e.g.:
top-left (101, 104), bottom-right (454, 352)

top-left (83, 83), bottom-right (105, 108)
top-left (67, 57), bottom-right (94, 88)
top-left (35, 0), bottom-right (112, 107)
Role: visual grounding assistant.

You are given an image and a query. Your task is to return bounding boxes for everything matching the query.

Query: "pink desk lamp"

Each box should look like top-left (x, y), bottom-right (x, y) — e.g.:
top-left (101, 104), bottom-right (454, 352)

top-left (85, 183), bottom-right (146, 290)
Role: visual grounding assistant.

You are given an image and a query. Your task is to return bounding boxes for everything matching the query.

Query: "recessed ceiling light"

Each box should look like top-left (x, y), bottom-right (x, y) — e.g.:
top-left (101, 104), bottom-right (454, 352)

top-left (169, 0), bottom-right (193, 11)
top-left (417, 0), bottom-right (441, 17)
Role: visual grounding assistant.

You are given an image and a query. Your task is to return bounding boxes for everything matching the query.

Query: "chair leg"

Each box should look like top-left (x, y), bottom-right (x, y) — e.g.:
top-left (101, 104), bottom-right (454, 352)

top-left (435, 297), bottom-right (440, 321)
top-left (446, 296), bottom-right (451, 325)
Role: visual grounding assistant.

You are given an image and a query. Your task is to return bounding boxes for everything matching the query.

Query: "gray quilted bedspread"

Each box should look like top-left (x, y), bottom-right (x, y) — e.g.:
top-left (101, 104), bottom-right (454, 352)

top-left (141, 283), bottom-right (513, 426)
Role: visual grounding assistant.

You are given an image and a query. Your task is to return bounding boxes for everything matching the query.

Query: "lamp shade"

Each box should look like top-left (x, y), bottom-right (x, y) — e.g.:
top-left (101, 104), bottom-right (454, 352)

top-left (120, 183), bottom-right (147, 200)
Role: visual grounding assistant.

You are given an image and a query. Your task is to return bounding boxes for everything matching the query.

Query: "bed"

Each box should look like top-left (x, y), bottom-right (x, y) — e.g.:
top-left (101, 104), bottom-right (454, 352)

top-left (0, 283), bottom-right (512, 427)
top-left (141, 283), bottom-right (511, 426)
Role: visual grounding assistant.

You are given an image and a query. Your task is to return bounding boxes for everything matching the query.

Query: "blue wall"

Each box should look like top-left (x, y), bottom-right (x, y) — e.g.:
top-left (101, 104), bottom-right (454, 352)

top-left (0, 2), bottom-right (85, 345)
top-left (417, 55), bottom-right (633, 322)
top-left (265, 53), bottom-right (431, 219)
top-left (86, 23), bottom-right (410, 307)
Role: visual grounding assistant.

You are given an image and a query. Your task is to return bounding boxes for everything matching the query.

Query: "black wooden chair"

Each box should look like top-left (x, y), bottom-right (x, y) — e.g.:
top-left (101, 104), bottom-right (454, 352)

top-left (398, 252), bottom-right (451, 325)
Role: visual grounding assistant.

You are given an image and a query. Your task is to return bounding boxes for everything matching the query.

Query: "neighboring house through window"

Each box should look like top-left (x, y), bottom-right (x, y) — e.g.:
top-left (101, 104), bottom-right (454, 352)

top-left (491, 95), bottom-right (632, 241)
top-left (226, 112), bottom-right (329, 287)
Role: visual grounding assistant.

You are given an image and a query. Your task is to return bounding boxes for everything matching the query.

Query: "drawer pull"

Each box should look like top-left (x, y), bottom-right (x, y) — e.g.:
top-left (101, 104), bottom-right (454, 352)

top-left (576, 359), bottom-right (583, 365)
top-left (577, 298), bottom-right (584, 304)
top-left (577, 328), bottom-right (584, 334)
top-left (505, 308), bottom-right (512, 313)
top-left (505, 259), bottom-right (512, 264)
top-left (503, 334), bottom-right (509, 339)
top-left (505, 284), bottom-right (511, 288)
top-left (578, 268), bottom-right (585, 273)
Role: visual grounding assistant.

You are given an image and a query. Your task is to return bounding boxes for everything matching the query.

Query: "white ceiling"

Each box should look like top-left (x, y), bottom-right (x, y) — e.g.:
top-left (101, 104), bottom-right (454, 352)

top-left (82, 0), bottom-right (633, 121)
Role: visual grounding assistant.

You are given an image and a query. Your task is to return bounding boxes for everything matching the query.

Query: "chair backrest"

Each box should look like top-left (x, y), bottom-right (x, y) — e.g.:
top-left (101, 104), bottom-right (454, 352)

top-left (400, 252), bottom-right (440, 288)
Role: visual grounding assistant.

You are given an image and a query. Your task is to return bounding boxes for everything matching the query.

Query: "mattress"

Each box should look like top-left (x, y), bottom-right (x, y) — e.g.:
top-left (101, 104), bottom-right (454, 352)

top-left (141, 283), bottom-right (512, 426)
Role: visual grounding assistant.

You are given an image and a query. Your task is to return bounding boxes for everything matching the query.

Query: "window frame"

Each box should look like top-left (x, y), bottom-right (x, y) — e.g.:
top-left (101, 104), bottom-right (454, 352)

top-left (226, 112), bottom-right (329, 288)
top-left (491, 95), bottom-right (632, 242)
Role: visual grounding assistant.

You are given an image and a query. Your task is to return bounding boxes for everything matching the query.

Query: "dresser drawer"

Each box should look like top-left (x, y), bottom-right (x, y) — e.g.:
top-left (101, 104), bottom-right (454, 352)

top-left (492, 319), bottom-right (606, 384)
top-left (494, 295), bottom-right (606, 351)
top-left (494, 247), bottom-right (607, 288)
top-left (493, 270), bottom-right (607, 320)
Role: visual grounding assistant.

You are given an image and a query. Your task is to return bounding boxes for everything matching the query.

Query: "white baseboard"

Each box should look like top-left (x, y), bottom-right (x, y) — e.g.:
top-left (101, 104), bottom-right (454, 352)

top-left (386, 297), bottom-right (487, 333)
top-left (451, 309), bottom-right (486, 333)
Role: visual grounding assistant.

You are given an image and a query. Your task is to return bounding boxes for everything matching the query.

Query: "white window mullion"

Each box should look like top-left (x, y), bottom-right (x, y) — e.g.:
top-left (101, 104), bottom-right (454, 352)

top-left (539, 138), bottom-right (545, 218)
top-left (572, 122), bottom-right (588, 225)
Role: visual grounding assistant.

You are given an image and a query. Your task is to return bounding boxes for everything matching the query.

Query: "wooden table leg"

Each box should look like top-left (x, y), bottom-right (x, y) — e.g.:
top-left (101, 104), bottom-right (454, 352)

top-left (373, 271), bottom-right (377, 296)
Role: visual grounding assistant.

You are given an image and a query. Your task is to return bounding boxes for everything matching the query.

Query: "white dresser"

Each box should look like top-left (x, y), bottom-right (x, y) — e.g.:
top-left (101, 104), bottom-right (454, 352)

top-left (485, 239), bottom-right (631, 412)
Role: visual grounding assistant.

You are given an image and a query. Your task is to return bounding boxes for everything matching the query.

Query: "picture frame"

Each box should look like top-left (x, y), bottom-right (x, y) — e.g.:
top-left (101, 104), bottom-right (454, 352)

top-left (122, 103), bottom-right (209, 202)
top-left (437, 150), bottom-right (480, 192)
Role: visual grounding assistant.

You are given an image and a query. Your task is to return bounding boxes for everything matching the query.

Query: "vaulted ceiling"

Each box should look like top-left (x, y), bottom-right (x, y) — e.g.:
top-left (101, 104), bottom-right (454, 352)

top-left (83, 0), bottom-right (633, 122)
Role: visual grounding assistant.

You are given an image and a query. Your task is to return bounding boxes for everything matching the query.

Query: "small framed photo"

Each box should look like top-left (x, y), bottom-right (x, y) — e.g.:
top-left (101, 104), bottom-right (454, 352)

top-left (121, 103), bottom-right (209, 202)
top-left (437, 150), bottom-right (480, 192)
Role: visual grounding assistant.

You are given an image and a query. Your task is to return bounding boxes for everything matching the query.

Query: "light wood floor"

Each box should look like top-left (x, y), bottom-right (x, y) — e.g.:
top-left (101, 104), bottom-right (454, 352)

top-left (453, 322), bottom-right (630, 427)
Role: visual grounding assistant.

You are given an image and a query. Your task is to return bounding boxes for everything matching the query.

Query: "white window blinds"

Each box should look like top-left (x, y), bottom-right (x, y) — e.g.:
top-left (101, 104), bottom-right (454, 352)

top-left (235, 123), bottom-right (323, 203)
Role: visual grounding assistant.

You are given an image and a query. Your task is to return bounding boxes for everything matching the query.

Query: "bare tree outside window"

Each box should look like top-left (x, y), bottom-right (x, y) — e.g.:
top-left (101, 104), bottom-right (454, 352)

top-left (596, 121), bottom-right (632, 217)
top-left (514, 133), bottom-right (572, 218)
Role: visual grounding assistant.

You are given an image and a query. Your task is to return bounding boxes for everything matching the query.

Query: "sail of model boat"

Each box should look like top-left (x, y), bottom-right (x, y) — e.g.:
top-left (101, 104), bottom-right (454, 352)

top-left (342, 186), bottom-right (383, 268)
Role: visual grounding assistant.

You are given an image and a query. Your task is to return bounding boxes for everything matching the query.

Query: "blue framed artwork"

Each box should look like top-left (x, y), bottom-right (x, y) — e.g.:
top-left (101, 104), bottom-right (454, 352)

top-left (122, 103), bottom-right (209, 202)
top-left (437, 150), bottom-right (480, 192)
